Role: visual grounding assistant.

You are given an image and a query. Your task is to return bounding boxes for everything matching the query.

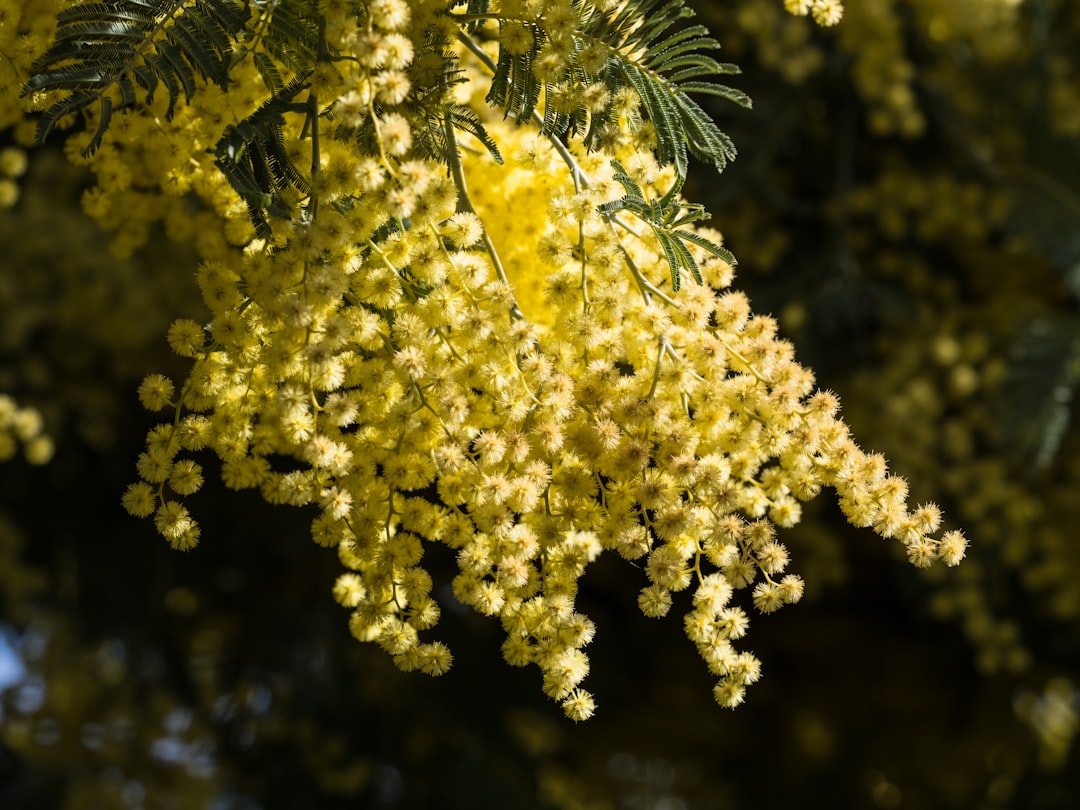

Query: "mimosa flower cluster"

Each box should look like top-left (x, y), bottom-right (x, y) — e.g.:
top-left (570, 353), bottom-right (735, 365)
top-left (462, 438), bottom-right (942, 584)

top-left (0, 146), bottom-right (27, 207)
top-left (16, 0), bottom-right (958, 721)
top-left (0, 394), bottom-right (53, 465)
top-left (783, 0), bottom-right (843, 27)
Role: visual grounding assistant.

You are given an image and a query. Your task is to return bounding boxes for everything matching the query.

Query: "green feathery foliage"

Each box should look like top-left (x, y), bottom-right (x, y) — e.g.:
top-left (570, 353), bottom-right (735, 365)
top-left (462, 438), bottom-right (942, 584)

top-left (413, 64), bottom-right (504, 167)
top-left (600, 159), bottom-right (734, 290)
top-left (1002, 316), bottom-right (1080, 474)
top-left (212, 74), bottom-right (313, 240)
top-left (1000, 165), bottom-right (1080, 471)
top-left (415, 101), bottom-right (505, 166)
top-left (242, 0), bottom-right (319, 91)
top-left (479, 0), bottom-right (749, 179)
top-left (22, 0), bottom-right (249, 156)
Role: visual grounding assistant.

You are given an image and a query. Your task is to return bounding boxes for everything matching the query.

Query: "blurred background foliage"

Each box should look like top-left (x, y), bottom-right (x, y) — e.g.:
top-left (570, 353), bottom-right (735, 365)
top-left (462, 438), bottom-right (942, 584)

top-left (2, 0), bottom-right (1079, 808)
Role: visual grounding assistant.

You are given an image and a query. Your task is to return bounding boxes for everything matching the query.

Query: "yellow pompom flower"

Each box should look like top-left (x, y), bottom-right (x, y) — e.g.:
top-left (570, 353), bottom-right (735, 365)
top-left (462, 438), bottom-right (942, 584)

top-left (137, 374), bottom-right (175, 411)
top-left (24, 435), bottom-right (54, 466)
top-left (122, 482), bottom-right (158, 518)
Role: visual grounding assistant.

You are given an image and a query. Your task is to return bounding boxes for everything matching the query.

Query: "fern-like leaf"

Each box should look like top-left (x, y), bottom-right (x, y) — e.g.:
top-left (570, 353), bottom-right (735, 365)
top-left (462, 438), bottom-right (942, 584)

top-left (23, 0), bottom-right (249, 155)
top-left (487, 40), bottom-right (546, 131)
top-left (243, 0), bottom-right (319, 84)
top-left (212, 74), bottom-right (312, 240)
top-left (1002, 316), bottom-right (1080, 474)
top-left (581, 0), bottom-right (748, 176)
top-left (416, 102), bottom-right (504, 167)
top-left (253, 50), bottom-right (285, 95)
top-left (599, 159), bottom-right (734, 290)
top-left (482, 0), bottom-right (748, 181)
top-left (413, 63), bottom-right (503, 167)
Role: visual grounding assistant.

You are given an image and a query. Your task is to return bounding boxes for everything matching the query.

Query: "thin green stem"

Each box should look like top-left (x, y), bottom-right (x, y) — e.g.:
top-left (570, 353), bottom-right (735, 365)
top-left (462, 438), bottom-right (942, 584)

top-left (646, 336), bottom-right (669, 399)
top-left (439, 80), bottom-right (519, 320)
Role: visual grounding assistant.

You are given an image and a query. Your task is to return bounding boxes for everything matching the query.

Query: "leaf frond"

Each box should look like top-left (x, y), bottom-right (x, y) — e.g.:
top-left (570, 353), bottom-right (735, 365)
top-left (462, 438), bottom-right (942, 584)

top-left (24, 0), bottom-right (250, 155)
top-left (600, 159), bottom-right (731, 290)
top-left (479, 0), bottom-right (748, 183)
top-left (244, 0), bottom-right (319, 80)
top-left (1002, 316), bottom-right (1080, 474)
top-left (212, 73), bottom-right (313, 239)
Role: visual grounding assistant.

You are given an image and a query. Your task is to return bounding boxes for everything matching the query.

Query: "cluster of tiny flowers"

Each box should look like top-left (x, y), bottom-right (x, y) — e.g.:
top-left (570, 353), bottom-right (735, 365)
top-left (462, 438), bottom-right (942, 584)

top-left (116, 0), bottom-right (963, 720)
top-left (0, 394), bottom-right (53, 465)
top-left (783, 0), bottom-right (843, 27)
top-left (0, 146), bottom-right (27, 207)
top-left (486, 117), bottom-right (967, 709)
